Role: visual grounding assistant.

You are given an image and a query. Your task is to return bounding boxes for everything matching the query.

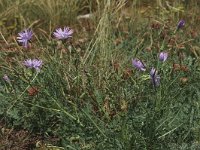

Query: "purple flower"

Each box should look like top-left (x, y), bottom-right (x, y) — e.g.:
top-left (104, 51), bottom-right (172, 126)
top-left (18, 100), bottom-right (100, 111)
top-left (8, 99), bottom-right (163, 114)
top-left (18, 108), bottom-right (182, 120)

top-left (177, 20), bottom-right (185, 29)
top-left (3, 74), bottom-right (10, 82)
top-left (132, 58), bottom-right (146, 71)
top-left (17, 29), bottom-right (33, 48)
top-left (23, 59), bottom-right (43, 72)
top-left (53, 27), bottom-right (73, 40)
top-left (159, 52), bottom-right (168, 62)
top-left (150, 68), bottom-right (160, 87)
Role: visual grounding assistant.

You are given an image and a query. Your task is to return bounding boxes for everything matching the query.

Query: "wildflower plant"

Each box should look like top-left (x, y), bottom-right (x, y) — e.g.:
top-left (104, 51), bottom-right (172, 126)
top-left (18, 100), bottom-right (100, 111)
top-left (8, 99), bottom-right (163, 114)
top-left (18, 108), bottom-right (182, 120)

top-left (177, 20), bottom-right (185, 30)
top-left (52, 26), bottom-right (73, 54)
top-left (53, 27), bottom-right (73, 40)
top-left (150, 68), bottom-right (160, 87)
top-left (17, 29), bottom-right (33, 48)
top-left (132, 58), bottom-right (146, 71)
top-left (23, 59), bottom-right (43, 72)
top-left (159, 52), bottom-right (168, 62)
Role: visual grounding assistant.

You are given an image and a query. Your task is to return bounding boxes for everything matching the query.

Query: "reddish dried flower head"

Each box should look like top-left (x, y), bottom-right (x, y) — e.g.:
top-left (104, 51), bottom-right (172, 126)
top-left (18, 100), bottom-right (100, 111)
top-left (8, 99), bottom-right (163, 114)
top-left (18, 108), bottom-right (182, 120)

top-left (180, 77), bottom-right (188, 84)
top-left (122, 68), bottom-right (132, 79)
top-left (173, 63), bottom-right (181, 71)
top-left (27, 87), bottom-right (39, 96)
top-left (180, 65), bottom-right (189, 72)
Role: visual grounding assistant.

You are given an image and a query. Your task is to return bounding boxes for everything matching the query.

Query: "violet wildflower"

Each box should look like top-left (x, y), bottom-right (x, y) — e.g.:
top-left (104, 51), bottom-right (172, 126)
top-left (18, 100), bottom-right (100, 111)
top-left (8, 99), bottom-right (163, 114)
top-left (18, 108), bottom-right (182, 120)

top-left (132, 58), bottom-right (146, 71)
top-left (23, 59), bottom-right (43, 72)
top-left (159, 52), bottom-right (168, 62)
top-left (17, 29), bottom-right (33, 48)
top-left (177, 20), bottom-right (185, 29)
top-left (53, 27), bottom-right (73, 40)
top-left (3, 74), bottom-right (10, 82)
top-left (150, 68), bottom-right (160, 87)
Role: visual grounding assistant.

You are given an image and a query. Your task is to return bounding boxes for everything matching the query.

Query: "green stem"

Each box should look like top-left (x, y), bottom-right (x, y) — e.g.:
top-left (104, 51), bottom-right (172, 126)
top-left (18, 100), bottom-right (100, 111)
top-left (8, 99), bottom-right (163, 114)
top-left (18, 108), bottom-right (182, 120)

top-left (82, 109), bottom-right (107, 138)
top-left (49, 96), bottom-right (84, 127)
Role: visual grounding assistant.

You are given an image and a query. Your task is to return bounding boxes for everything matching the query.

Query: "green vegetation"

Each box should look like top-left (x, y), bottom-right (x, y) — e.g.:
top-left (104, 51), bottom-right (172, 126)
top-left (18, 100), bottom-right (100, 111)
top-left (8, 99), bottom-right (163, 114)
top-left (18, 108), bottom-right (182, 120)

top-left (0, 0), bottom-right (200, 149)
